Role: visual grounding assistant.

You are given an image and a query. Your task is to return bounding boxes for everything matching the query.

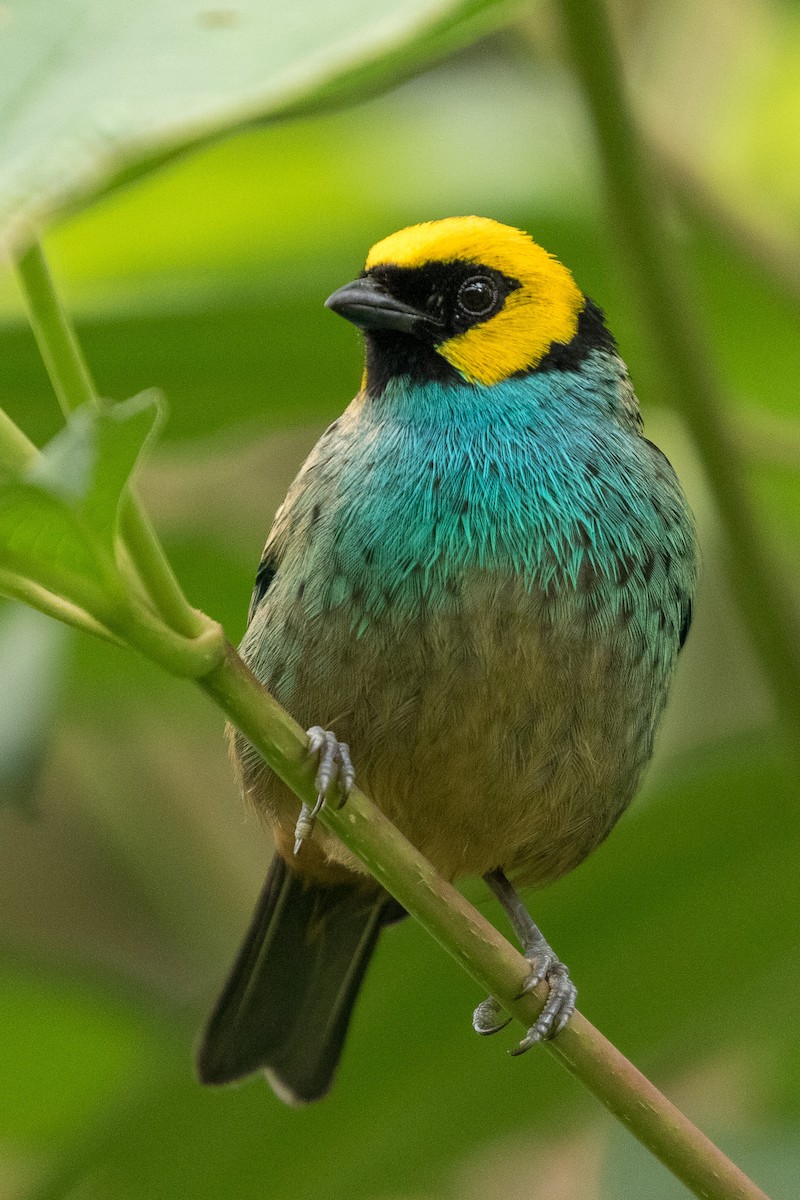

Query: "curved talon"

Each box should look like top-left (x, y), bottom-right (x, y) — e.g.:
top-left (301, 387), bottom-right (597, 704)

top-left (294, 727), bottom-right (356, 857)
top-left (293, 795), bottom-right (325, 855)
top-left (472, 996), bottom-right (512, 1036)
top-left (516, 966), bottom-right (548, 998)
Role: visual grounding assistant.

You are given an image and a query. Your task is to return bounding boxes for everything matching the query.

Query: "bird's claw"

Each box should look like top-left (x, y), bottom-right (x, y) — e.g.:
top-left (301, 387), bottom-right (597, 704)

top-left (509, 953), bottom-right (576, 1054)
top-left (472, 950), bottom-right (576, 1052)
top-left (475, 869), bottom-right (576, 1054)
top-left (307, 726), bottom-right (355, 801)
top-left (293, 727), bottom-right (355, 856)
top-left (472, 996), bottom-right (512, 1036)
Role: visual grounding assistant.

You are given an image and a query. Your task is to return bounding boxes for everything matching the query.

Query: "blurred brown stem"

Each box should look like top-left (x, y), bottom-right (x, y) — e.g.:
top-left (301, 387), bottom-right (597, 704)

top-left (736, 408), bottom-right (800, 474)
top-left (558, 0), bottom-right (800, 754)
top-left (657, 138), bottom-right (800, 310)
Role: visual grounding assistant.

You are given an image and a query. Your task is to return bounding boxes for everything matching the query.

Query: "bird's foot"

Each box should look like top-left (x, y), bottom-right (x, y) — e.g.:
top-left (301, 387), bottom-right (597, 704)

top-left (471, 946), bottom-right (575, 1049)
top-left (509, 944), bottom-right (576, 1054)
top-left (475, 869), bottom-right (576, 1052)
top-left (293, 727), bottom-right (355, 856)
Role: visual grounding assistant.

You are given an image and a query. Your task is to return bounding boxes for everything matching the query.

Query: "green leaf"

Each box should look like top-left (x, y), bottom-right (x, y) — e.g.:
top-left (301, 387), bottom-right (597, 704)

top-left (0, 484), bottom-right (111, 611)
top-left (0, 0), bottom-right (522, 247)
top-left (29, 392), bottom-right (162, 543)
top-left (0, 392), bottom-right (161, 612)
top-left (0, 601), bottom-right (68, 814)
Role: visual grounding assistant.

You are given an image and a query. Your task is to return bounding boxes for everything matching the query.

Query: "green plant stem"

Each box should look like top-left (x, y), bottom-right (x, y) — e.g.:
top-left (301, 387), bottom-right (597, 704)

top-left (113, 595), bottom-right (226, 678)
top-left (0, 569), bottom-right (121, 643)
top-left (13, 240), bottom-right (95, 412)
top-left (0, 408), bottom-right (38, 473)
top-left (200, 644), bottom-right (769, 1200)
top-left (13, 239), bottom-right (204, 641)
top-left (558, 0), bottom-right (800, 748)
top-left (117, 489), bottom-right (204, 634)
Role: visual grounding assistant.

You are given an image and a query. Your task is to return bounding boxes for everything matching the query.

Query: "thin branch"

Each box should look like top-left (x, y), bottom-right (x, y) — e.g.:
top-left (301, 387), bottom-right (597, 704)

top-left (12, 239), bottom-right (96, 412)
top-left (13, 240), bottom-right (205, 642)
top-left (656, 137), bottom-right (800, 311)
top-left (558, 0), bottom-right (800, 749)
top-left (0, 407), bottom-right (38, 472)
top-left (0, 570), bottom-right (122, 644)
top-left (200, 645), bottom-right (770, 1200)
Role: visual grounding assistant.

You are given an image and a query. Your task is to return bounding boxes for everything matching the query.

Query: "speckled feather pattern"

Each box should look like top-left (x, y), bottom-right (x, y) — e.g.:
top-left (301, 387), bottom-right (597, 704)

top-left (234, 349), bottom-right (696, 887)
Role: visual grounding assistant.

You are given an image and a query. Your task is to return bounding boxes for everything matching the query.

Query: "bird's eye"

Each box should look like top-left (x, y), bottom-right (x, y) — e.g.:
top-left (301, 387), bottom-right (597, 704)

top-left (456, 276), bottom-right (499, 318)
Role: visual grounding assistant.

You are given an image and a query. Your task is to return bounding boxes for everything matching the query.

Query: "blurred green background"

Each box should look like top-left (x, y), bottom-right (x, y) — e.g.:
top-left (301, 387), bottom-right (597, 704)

top-left (1, 0), bottom-right (799, 1197)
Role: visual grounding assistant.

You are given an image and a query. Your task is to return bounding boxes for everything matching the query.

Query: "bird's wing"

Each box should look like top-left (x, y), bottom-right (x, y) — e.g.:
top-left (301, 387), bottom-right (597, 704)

top-left (642, 436), bottom-right (695, 655)
top-left (247, 553), bottom-right (277, 625)
top-left (678, 597), bottom-right (693, 652)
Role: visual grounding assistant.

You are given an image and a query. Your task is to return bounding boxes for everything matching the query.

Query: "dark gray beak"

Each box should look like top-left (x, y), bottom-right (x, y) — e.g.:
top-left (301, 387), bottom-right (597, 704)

top-left (325, 276), bottom-right (429, 335)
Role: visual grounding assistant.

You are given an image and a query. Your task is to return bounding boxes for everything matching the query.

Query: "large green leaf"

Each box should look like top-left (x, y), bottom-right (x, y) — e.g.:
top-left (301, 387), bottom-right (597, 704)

top-left (0, 393), bottom-right (160, 611)
top-left (0, 484), bottom-right (112, 611)
top-left (27, 394), bottom-right (162, 545)
top-left (0, 0), bottom-right (521, 248)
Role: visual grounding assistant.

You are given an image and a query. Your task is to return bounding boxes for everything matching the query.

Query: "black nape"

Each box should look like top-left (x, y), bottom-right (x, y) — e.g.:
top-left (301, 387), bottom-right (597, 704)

top-left (534, 297), bottom-right (618, 375)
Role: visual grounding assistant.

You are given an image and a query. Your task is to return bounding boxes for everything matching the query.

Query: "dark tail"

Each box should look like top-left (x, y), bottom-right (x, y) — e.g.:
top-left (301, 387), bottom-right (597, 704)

top-left (197, 855), bottom-right (401, 1104)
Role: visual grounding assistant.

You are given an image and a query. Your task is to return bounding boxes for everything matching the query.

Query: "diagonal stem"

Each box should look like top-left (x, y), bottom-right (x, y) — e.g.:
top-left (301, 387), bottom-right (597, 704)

top-left (200, 645), bottom-right (771, 1200)
top-left (558, 0), bottom-right (800, 748)
top-left (0, 407), bottom-right (38, 472)
top-left (0, 569), bottom-right (122, 643)
top-left (13, 238), bottom-right (204, 641)
top-left (656, 138), bottom-right (800, 311)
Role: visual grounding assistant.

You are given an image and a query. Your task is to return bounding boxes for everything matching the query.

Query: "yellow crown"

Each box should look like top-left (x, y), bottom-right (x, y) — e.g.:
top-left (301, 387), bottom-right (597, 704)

top-left (367, 217), bottom-right (584, 385)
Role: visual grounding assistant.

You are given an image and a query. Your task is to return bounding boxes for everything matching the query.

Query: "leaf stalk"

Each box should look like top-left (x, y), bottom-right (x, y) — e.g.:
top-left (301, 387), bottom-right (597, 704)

top-left (13, 239), bottom-right (205, 642)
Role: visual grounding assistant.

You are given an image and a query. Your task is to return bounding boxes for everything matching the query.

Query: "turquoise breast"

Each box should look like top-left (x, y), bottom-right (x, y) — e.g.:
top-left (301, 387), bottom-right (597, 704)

top-left (254, 358), bottom-right (694, 657)
top-left (237, 354), bottom-right (697, 884)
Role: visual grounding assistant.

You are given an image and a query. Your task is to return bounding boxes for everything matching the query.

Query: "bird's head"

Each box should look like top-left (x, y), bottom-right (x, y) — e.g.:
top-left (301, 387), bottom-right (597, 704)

top-left (325, 217), bottom-right (611, 394)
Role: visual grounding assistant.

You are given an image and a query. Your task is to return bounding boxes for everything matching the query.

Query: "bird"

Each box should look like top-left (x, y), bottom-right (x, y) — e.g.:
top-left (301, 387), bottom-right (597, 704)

top-left (197, 216), bottom-right (697, 1105)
